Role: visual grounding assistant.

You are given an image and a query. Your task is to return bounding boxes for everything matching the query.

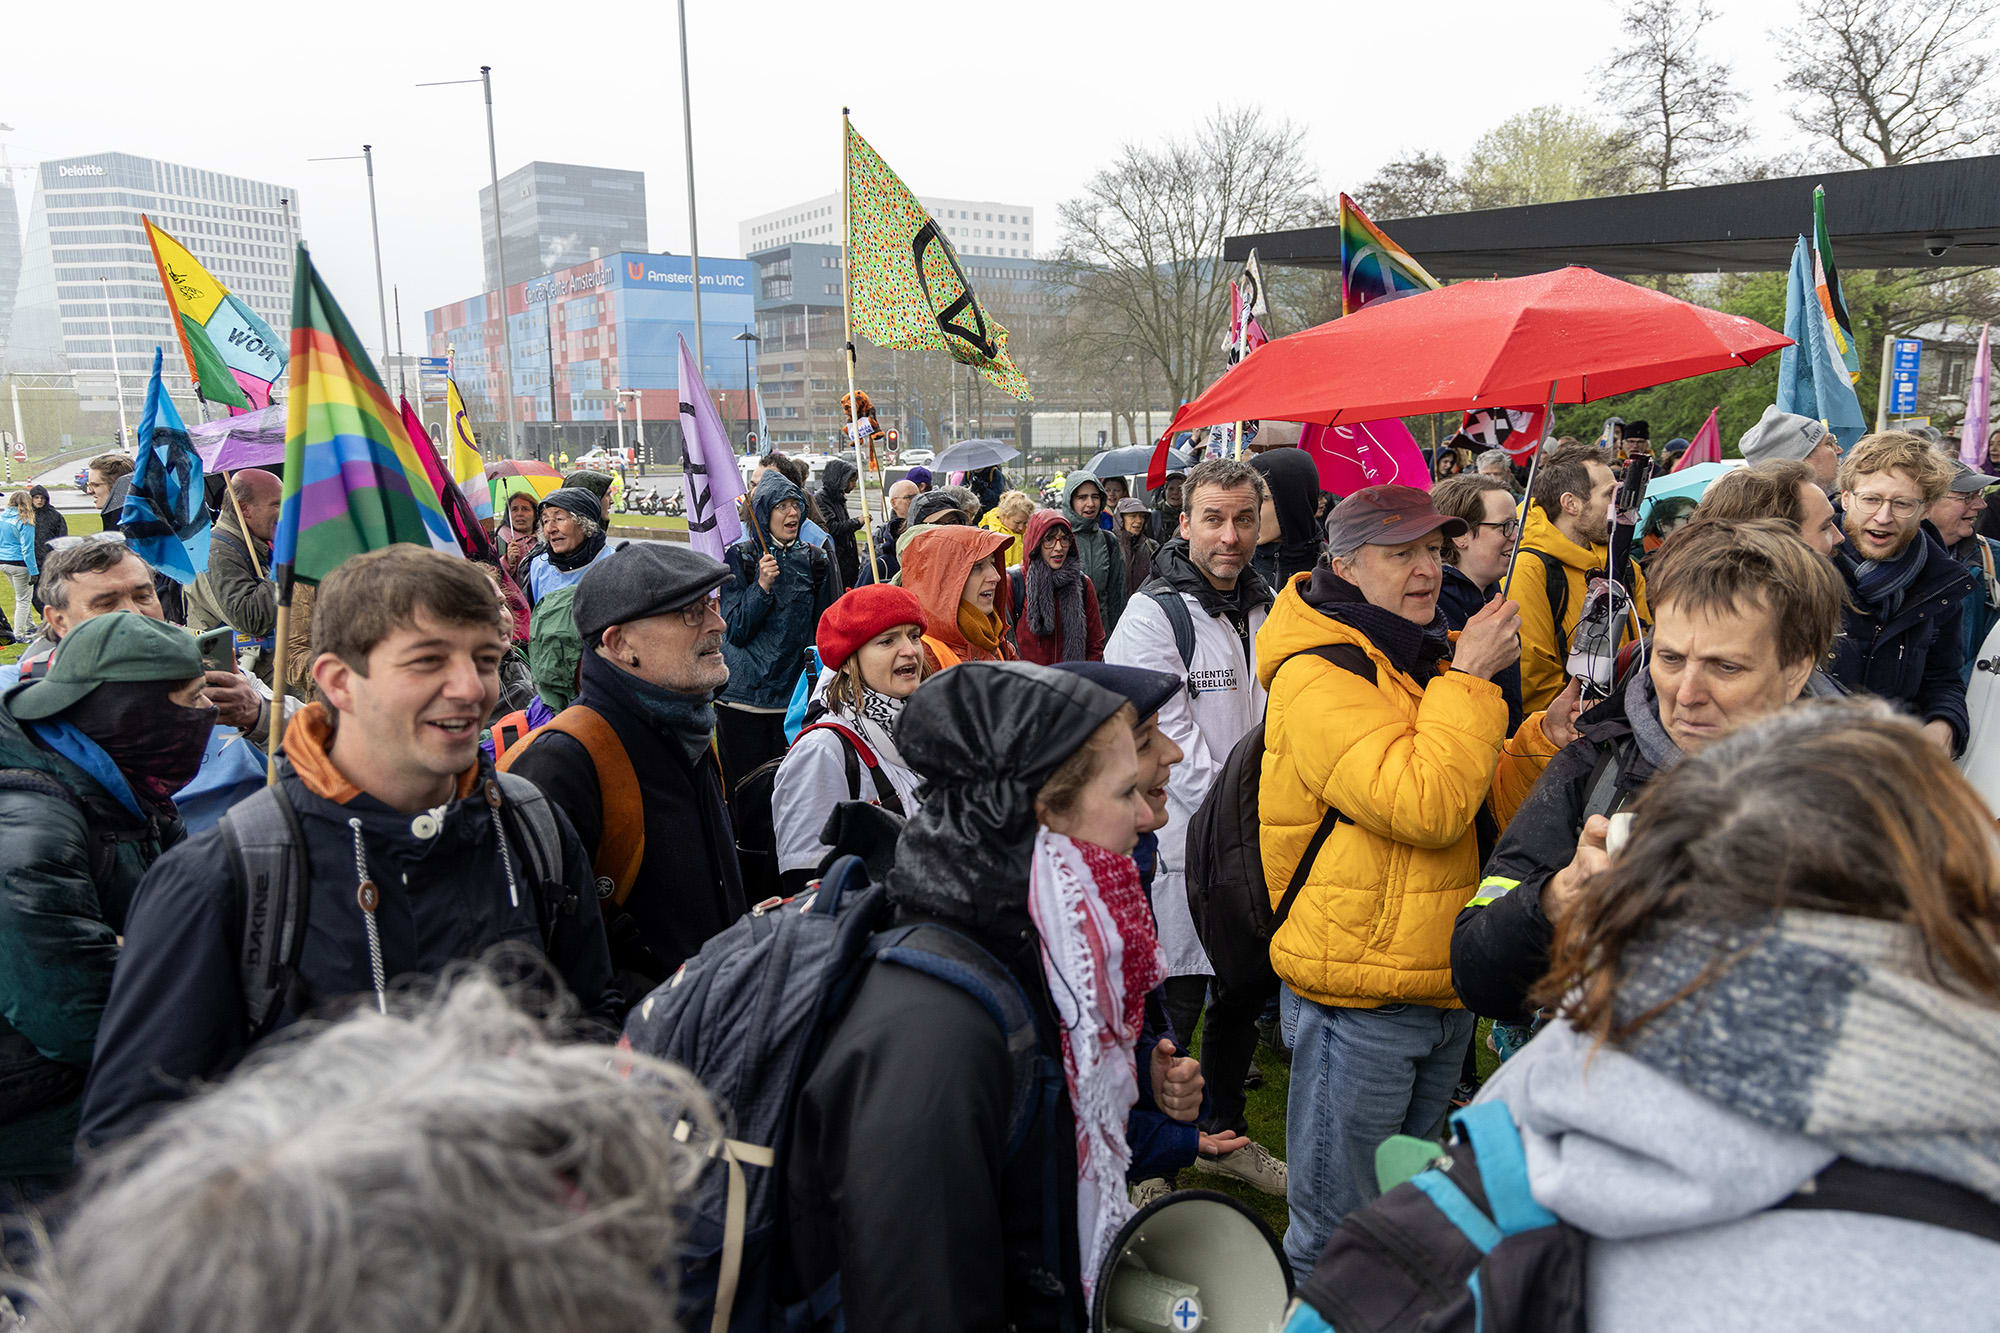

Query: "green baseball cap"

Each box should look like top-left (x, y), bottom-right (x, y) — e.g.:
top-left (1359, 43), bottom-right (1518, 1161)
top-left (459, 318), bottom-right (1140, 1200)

top-left (6, 611), bottom-right (205, 721)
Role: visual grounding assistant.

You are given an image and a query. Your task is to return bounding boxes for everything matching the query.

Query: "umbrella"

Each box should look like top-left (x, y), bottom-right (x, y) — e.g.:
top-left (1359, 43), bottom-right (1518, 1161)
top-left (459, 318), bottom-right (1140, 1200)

top-left (1156, 267), bottom-right (1790, 435)
top-left (485, 459), bottom-right (564, 509)
top-left (191, 404), bottom-right (287, 472)
top-left (932, 438), bottom-right (1019, 472)
top-left (1637, 459), bottom-right (1742, 528)
top-left (1088, 444), bottom-right (1192, 479)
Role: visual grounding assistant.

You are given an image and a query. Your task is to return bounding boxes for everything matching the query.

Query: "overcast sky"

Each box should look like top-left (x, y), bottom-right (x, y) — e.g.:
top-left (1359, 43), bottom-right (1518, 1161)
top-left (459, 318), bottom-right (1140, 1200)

top-left (9, 0), bottom-right (1803, 361)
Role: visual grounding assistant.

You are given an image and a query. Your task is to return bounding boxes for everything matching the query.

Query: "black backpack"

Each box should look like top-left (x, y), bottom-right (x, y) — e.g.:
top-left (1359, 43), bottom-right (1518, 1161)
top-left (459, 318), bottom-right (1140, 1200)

top-left (1290, 1099), bottom-right (2000, 1333)
top-left (218, 773), bottom-right (573, 1041)
top-left (732, 720), bottom-right (905, 905)
top-left (621, 856), bottom-right (1057, 1333)
top-left (1182, 644), bottom-right (1365, 991)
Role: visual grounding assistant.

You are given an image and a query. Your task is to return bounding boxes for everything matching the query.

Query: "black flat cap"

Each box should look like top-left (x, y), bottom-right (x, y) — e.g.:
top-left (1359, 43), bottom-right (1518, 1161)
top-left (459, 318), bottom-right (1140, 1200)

top-left (573, 542), bottom-right (730, 643)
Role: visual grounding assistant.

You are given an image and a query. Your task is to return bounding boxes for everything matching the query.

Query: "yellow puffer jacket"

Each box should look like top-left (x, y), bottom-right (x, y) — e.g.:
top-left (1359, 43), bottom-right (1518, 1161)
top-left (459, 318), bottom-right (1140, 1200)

top-left (978, 509), bottom-right (1026, 570)
top-left (1258, 574), bottom-right (1515, 1009)
top-left (1506, 503), bottom-right (1650, 712)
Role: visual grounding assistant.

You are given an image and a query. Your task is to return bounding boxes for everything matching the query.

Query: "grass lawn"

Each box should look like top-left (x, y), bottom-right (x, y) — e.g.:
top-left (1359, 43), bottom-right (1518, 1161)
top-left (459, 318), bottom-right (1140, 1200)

top-left (1185, 1025), bottom-right (1293, 1238)
top-left (606, 512), bottom-right (689, 530)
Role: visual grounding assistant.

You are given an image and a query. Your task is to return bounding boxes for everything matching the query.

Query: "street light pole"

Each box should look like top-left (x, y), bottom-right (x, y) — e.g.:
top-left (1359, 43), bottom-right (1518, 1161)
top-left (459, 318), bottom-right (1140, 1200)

top-left (734, 328), bottom-right (759, 446)
top-left (544, 293), bottom-right (559, 461)
top-left (418, 68), bottom-right (521, 457)
top-left (307, 146), bottom-right (395, 388)
top-left (99, 277), bottom-right (130, 447)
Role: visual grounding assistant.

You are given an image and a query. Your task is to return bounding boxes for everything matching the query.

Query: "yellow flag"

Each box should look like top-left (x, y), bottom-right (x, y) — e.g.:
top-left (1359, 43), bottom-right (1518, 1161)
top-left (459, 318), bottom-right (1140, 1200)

top-left (446, 377), bottom-right (492, 521)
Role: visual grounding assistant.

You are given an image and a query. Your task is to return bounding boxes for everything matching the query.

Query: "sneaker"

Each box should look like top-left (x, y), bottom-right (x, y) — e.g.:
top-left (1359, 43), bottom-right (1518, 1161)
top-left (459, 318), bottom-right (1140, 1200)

top-left (1188, 1140), bottom-right (1288, 1197)
top-left (1243, 1062), bottom-right (1264, 1091)
top-left (1130, 1177), bottom-right (1173, 1209)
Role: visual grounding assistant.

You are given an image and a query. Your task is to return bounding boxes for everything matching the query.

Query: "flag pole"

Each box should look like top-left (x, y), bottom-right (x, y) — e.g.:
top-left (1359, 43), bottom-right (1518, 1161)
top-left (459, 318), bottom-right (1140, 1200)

top-left (841, 106), bottom-right (884, 584)
top-left (224, 479), bottom-right (265, 581)
top-left (1498, 383), bottom-right (1558, 603)
top-left (266, 576), bottom-right (291, 787)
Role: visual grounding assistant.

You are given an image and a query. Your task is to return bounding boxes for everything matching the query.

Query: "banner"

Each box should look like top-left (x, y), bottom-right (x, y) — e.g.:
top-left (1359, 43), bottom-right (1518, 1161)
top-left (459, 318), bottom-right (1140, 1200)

top-left (1676, 407), bottom-right (1722, 471)
top-left (120, 349), bottom-right (212, 583)
top-left (1300, 418), bottom-right (1432, 495)
top-left (144, 215), bottom-right (288, 412)
top-left (1961, 325), bottom-right (1992, 471)
top-left (1778, 235), bottom-right (1867, 452)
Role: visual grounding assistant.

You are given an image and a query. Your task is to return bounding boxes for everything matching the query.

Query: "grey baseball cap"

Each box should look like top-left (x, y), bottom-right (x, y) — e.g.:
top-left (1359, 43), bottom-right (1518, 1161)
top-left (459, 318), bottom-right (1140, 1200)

top-left (1949, 460), bottom-right (1999, 494)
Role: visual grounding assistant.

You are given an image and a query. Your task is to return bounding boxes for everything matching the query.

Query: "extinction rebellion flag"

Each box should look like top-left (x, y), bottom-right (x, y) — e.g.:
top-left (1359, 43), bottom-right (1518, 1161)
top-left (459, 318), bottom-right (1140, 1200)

top-left (844, 119), bottom-right (1032, 401)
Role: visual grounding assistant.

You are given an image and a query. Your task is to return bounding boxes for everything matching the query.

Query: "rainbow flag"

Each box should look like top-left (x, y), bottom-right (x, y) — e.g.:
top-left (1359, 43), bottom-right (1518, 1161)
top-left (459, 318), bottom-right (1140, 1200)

top-left (275, 245), bottom-right (457, 583)
top-left (144, 215), bottom-right (288, 412)
top-left (1338, 193), bottom-right (1440, 316)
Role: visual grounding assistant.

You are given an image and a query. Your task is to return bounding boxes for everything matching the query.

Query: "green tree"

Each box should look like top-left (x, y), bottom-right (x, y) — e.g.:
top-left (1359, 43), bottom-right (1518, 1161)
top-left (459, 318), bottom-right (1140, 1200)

top-left (1461, 107), bottom-right (1641, 210)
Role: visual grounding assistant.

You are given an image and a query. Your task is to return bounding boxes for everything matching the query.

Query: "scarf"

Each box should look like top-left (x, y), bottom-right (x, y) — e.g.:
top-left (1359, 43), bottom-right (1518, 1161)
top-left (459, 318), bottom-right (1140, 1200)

top-left (821, 673), bottom-right (909, 770)
top-left (1302, 568), bottom-right (1452, 680)
top-left (1024, 555), bottom-right (1087, 661)
top-left (593, 651), bottom-right (716, 766)
top-left (956, 602), bottom-right (1009, 660)
top-left (1026, 828), bottom-right (1164, 1302)
top-left (63, 680), bottom-right (216, 813)
top-left (1847, 531), bottom-right (1928, 616)
top-left (545, 525), bottom-right (607, 573)
top-left (1615, 910), bottom-right (2000, 1204)
top-left (1621, 662), bottom-right (1683, 774)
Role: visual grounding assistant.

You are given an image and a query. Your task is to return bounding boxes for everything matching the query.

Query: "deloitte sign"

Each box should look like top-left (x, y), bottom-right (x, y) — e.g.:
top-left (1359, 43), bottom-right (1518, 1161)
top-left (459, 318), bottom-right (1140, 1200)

top-left (57, 163), bottom-right (107, 178)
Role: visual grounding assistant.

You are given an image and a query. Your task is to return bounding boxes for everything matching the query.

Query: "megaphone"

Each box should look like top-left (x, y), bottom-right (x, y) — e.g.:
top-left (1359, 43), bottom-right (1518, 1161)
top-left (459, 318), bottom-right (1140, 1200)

top-left (1093, 1188), bottom-right (1291, 1332)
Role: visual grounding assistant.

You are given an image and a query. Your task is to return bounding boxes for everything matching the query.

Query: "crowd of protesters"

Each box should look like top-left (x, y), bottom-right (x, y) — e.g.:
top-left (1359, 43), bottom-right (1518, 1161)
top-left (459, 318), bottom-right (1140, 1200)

top-left (4, 415), bottom-right (1999, 1331)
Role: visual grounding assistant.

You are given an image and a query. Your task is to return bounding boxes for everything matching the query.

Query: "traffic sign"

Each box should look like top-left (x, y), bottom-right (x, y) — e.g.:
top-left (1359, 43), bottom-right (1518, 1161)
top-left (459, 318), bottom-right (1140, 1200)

top-left (1889, 339), bottom-right (1922, 416)
top-left (419, 356), bottom-right (449, 374)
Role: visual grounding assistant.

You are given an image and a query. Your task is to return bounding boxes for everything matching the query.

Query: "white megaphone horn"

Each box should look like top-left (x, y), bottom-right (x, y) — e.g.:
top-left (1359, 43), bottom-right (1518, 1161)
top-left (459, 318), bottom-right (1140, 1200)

top-left (1092, 1188), bottom-right (1291, 1332)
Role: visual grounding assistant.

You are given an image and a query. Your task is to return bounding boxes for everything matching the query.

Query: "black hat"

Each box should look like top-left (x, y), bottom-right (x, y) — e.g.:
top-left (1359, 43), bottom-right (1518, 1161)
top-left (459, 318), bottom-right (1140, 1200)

top-left (1051, 661), bottom-right (1180, 721)
top-left (572, 542), bottom-right (730, 643)
top-left (538, 486), bottom-right (603, 526)
top-left (1622, 420), bottom-right (1651, 441)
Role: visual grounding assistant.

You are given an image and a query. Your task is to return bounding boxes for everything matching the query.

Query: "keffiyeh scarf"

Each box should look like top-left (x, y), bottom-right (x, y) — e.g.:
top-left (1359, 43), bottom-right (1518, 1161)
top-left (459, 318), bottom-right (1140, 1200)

top-left (1027, 827), bottom-right (1165, 1301)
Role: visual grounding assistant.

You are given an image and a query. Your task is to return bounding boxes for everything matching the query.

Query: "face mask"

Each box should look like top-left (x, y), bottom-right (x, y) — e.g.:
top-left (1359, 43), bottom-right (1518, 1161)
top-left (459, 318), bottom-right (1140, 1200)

top-left (65, 679), bottom-right (219, 807)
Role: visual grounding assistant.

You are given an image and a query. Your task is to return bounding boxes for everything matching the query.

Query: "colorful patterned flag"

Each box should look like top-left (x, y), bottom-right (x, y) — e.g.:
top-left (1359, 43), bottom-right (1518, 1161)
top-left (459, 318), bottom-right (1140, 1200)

top-left (1961, 324), bottom-right (1992, 471)
top-left (1457, 406), bottom-right (1547, 461)
top-left (1300, 418), bottom-right (1432, 495)
top-left (678, 334), bottom-right (746, 561)
top-left (275, 245), bottom-right (457, 583)
top-left (1338, 193), bottom-right (1441, 316)
top-left (1778, 235), bottom-right (1868, 452)
top-left (1813, 186), bottom-right (1861, 386)
top-left (844, 119), bottom-right (1032, 401)
top-left (445, 376), bottom-right (493, 522)
top-left (144, 215), bottom-right (288, 412)
top-left (401, 395), bottom-right (495, 561)
top-left (119, 349), bottom-right (212, 583)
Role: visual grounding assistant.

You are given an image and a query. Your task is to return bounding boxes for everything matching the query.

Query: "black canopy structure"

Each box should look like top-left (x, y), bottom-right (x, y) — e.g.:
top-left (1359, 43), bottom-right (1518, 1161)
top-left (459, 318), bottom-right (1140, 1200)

top-left (1227, 155), bottom-right (2000, 277)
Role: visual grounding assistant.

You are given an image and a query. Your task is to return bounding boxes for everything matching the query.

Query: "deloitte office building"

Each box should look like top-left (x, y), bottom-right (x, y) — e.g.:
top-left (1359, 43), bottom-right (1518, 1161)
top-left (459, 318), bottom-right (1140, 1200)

top-left (425, 251), bottom-right (753, 460)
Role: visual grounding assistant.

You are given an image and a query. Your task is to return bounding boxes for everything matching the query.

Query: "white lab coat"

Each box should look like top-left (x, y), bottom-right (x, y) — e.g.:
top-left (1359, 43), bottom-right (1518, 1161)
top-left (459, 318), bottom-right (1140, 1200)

top-left (1104, 587), bottom-right (1268, 976)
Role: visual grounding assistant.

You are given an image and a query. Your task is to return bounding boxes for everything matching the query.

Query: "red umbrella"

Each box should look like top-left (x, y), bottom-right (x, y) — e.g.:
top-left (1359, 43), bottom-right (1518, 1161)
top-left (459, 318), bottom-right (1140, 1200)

top-left (1156, 267), bottom-right (1790, 439)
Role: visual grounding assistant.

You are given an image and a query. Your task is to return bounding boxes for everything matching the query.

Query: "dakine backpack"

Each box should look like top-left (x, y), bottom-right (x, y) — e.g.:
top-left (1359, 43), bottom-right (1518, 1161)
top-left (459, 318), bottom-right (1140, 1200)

top-left (620, 855), bottom-right (1057, 1333)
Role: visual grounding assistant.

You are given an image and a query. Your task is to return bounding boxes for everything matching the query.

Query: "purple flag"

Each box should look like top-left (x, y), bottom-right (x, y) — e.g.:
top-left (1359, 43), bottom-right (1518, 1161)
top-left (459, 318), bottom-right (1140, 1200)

top-left (678, 335), bottom-right (746, 561)
top-left (1961, 324), bottom-right (1992, 471)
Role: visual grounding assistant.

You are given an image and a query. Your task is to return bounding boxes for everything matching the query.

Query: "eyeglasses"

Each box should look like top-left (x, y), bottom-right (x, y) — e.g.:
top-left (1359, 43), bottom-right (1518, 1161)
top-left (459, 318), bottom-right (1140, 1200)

top-left (1474, 519), bottom-right (1520, 538)
top-left (676, 591), bottom-right (723, 628)
top-left (1845, 491), bottom-right (1925, 520)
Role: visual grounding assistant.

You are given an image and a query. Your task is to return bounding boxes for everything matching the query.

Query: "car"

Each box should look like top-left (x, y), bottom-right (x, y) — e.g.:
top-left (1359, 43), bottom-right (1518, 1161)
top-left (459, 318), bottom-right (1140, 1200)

top-left (574, 448), bottom-right (619, 470)
top-left (901, 449), bottom-right (934, 466)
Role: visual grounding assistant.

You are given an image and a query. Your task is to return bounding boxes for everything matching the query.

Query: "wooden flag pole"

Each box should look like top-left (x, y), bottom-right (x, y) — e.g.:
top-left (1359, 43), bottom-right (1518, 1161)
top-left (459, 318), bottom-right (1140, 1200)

top-left (265, 568), bottom-right (292, 787)
top-left (840, 106), bottom-right (884, 584)
top-left (223, 477), bottom-right (266, 581)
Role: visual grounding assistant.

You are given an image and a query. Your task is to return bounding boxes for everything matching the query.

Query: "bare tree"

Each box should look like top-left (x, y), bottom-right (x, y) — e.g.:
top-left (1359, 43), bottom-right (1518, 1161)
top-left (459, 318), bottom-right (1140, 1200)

top-left (1054, 106), bottom-right (1324, 406)
top-left (1600, 0), bottom-right (1749, 189)
top-left (1777, 0), bottom-right (2000, 166)
top-left (1355, 151), bottom-right (1468, 219)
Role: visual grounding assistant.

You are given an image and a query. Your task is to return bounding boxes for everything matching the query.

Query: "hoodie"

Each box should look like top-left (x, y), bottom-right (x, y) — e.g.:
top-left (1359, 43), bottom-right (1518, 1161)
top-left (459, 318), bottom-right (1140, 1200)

top-left (901, 525), bottom-right (1017, 670)
top-left (1062, 471), bottom-right (1129, 631)
top-left (816, 458), bottom-right (865, 589)
top-left (1506, 503), bottom-right (1652, 712)
top-left (720, 472), bottom-right (837, 708)
top-left (1248, 447), bottom-right (1323, 586)
top-left (1011, 509), bottom-right (1104, 666)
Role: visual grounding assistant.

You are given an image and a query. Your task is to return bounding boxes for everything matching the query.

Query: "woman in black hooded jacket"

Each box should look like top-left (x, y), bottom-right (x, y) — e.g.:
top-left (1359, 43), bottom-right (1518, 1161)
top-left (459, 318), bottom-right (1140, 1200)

top-left (815, 457), bottom-right (865, 587)
top-left (1249, 446), bottom-right (1325, 587)
top-left (787, 662), bottom-right (1145, 1331)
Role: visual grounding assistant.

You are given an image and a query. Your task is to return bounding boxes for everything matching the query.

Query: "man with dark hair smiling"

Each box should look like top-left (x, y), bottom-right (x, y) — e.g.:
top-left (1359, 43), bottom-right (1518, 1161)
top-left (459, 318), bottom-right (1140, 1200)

top-left (79, 545), bottom-right (617, 1148)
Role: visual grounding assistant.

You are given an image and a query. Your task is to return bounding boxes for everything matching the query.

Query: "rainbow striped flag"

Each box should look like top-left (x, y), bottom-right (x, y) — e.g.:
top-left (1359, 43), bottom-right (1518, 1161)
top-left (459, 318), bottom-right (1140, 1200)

top-left (275, 245), bottom-right (457, 583)
top-left (1338, 193), bottom-right (1440, 316)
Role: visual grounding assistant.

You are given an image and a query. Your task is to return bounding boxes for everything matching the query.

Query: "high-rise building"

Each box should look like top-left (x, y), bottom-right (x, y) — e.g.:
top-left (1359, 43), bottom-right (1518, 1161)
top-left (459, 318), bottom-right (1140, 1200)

top-left (0, 163), bottom-right (21, 375)
top-left (479, 162), bottom-right (647, 295)
top-left (426, 250), bottom-right (752, 463)
top-left (5, 152), bottom-right (295, 427)
top-left (740, 193), bottom-right (1035, 261)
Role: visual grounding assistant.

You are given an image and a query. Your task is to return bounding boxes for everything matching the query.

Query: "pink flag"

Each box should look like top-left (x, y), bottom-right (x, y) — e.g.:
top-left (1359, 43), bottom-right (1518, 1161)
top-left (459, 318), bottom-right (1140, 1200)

top-left (1961, 324), bottom-right (1992, 470)
top-left (1300, 418), bottom-right (1432, 495)
top-left (1676, 408), bottom-right (1722, 471)
top-left (678, 335), bottom-right (746, 562)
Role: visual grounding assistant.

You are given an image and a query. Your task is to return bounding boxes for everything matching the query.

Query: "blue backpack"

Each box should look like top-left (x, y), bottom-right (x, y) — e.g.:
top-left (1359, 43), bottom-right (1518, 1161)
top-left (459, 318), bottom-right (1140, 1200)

top-left (620, 856), bottom-right (1060, 1333)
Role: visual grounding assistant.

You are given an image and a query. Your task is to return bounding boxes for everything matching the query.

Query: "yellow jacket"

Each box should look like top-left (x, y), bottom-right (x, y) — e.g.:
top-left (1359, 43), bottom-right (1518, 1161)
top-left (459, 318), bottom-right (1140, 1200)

top-left (1506, 504), bottom-right (1650, 712)
top-left (1257, 574), bottom-right (1528, 1009)
top-left (978, 509), bottom-right (1026, 570)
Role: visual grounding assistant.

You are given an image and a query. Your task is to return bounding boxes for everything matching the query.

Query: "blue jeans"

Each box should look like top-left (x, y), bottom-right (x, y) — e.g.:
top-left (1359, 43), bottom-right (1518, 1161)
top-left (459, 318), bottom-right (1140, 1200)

top-left (1280, 988), bottom-right (1475, 1274)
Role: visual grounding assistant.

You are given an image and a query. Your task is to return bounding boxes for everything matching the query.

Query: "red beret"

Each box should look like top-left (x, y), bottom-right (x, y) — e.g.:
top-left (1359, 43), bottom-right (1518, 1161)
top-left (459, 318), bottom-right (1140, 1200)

top-left (816, 585), bottom-right (927, 670)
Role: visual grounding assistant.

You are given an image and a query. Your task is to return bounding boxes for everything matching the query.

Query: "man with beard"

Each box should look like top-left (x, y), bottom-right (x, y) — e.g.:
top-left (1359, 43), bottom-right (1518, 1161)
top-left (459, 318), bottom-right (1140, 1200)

top-left (504, 544), bottom-right (747, 995)
top-left (0, 613), bottom-right (211, 1201)
top-left (1926, 460), bottom-right (2000, 684)
top-left (1104, 457), bottom-right (1286, 1198)
top-left (1829, 432), bottom-right (1970, 752)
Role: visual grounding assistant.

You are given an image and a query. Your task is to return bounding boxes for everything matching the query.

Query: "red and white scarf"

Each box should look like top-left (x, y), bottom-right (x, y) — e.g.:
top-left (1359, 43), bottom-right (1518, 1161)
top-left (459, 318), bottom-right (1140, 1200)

top-left (1026, 827), bottom-right (1165, 1301)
